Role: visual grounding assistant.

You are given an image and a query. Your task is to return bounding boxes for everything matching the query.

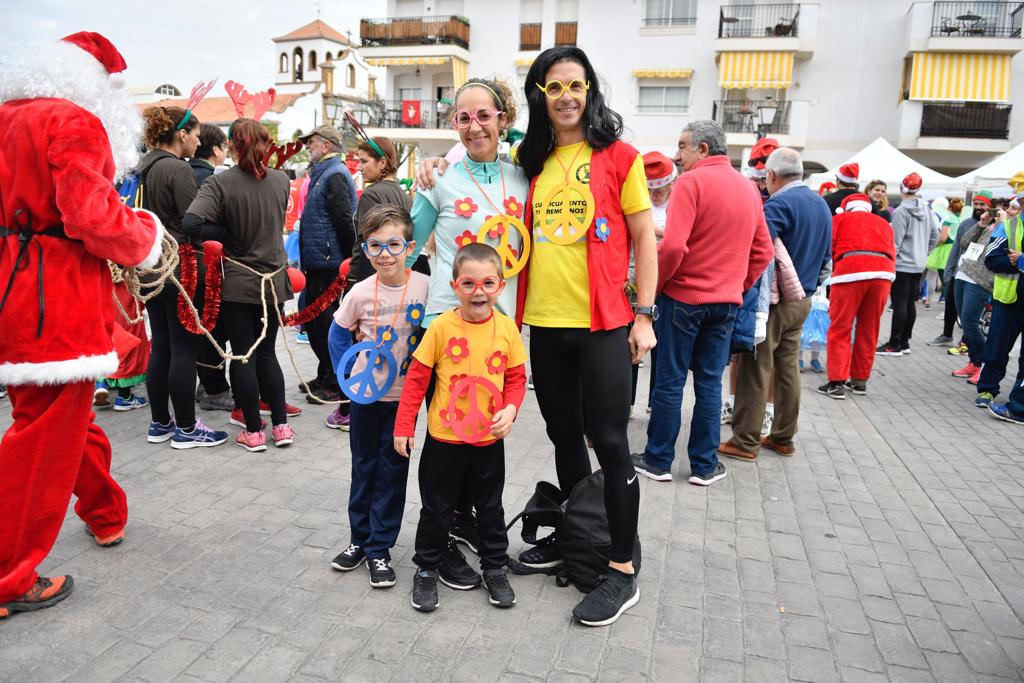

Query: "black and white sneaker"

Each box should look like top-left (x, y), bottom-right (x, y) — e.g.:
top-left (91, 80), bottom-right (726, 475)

top-left (450, 511), bottom-right (481, 554)
top-left (439, 540), bottom-right (481, 590)
top-left (367, 557), bottom-right (396, 588)
top-left (817, 381), bottom-right (846, 400)
top-left (688, 463), bottom-right (727, 487)
top-left (571, 568), bottom-right (640, 627)
top-left (876, 343), bottom-right (903, 357)
top-left (411, 568), bottom-right (439, 612)
top-left (515, 537), bottom-right (563, 571)
top-left (631, 453), bottom-right (672, 482)
top-left (527, 375), bottom-right (535, 390)
top-left (330, 543), bottom-right (365, 571)
top-left (844, 379), bottom-right (867, 395)
top-left (482, 568), bottom-right (516, 608)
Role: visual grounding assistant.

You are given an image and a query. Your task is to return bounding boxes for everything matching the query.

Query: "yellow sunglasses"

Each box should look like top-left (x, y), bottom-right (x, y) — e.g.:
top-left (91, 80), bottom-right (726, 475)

top-left (535, 79), bottom-right (590, 100)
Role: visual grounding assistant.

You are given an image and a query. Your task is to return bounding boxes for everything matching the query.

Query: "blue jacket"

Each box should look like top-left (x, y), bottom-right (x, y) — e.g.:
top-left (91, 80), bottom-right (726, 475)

top-left (299, 156), bottom-right (356, 272)
top-left (731, 262), bottom-right (773, 354)
top-left (984, 219), bottom-right (1024, 300)
top-left (764, 184), bottom-right (832, 295)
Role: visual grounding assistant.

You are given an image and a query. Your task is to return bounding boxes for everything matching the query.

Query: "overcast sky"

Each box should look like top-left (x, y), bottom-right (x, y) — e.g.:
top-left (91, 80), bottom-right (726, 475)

top-left (4, 0), bottom-right (387, 91)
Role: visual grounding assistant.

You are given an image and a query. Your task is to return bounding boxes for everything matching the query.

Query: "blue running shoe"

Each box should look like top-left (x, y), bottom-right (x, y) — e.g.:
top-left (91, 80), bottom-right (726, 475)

top-left (94, 381), bottom-right (110, 408)
top-left (147, 419), bottom-right (176, 443)
top-left (809, 358), bottom-right (824, 373)
top-left (296, 331), bottom-right (310, 344)
top-left (171, 419), bottom-right (228, 449)
top-left (987, 403), bottom-right (1024, 425)
top-left (114, 394), bottom-right (148, 412)
top-left (975, 392), bottom-right (994, 408)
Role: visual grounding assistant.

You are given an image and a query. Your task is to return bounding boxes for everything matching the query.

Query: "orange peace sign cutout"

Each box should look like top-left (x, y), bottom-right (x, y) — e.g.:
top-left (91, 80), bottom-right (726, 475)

top-left (448, 375), bottom-right (505, 444)
top-left (538, 180), bottom-right (596, 246)
top-left (476, 214), bottom-right (531, 278)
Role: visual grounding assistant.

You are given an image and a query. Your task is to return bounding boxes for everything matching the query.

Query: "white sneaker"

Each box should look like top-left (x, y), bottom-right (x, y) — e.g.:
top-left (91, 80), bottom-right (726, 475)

top-left (760, 411), bottom-right (774, 437)
top-left (720, 401), bottom-right (733, 425)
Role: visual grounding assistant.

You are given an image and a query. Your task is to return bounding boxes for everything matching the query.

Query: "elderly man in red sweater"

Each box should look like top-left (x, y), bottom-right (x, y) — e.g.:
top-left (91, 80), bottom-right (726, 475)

top-left (632, 120), bottom-right (773, 486)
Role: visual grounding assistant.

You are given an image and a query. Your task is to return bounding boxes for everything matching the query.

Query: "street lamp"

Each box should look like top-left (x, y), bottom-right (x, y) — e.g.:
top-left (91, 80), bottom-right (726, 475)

top-left (757, 98), bottom-right (778, 139)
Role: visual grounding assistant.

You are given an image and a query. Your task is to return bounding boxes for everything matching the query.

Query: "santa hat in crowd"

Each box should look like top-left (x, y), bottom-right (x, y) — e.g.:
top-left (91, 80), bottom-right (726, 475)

top-left (818, 181), bottom-right (837, 196)
top-left (835, 193), bottom-right (873, 214)
top-left (61, 31), bottom-right (127, 74)
top-left (746, 137), bottom-right (779, 179)
top-left (901, 172), bottom-right (922, 194)
top-left (643, 151), bottom-right (676, 189)
top-left (836, 163), bottom-right (859, 185)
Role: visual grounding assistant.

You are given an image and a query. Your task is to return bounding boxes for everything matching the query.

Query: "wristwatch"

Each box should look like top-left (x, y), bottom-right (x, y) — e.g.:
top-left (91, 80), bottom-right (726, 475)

top-left (635, 305), bottom-right (659, 322)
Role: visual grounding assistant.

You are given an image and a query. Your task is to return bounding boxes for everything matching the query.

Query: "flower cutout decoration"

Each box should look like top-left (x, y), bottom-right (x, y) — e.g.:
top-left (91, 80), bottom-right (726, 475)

top-left (449, 373), bottom-right (468, 392)
top-left (439, 406), bottom-right (466, 428)
top-left (444, 336), bottom-right (469, 363)
top-left (504, 196), bottom-right (523, 218)
top-left (487, 221), bottom-right (506, 240)
top-left (406, 303), bottom-right (425, 326)
top-left (400, 356), bottom-right (412, 376)
top-left (595, 217), bottom-right (610, 243)
top-left (486, 351), bottom-right (509, 375)
top-left (376, 325), bottom-right (397, 349)
top-left (455, 230), bottom-right (477, 249)
top-left (373, 352), bottom-right (385, 368)
top-left (454, 197), bottom-right (478, 218)
top-left (407, 328), bottom-right (422, 350)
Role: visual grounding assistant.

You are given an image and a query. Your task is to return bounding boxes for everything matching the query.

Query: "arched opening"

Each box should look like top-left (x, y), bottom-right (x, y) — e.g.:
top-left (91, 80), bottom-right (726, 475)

top-left (279, 53), bottom-right (288, 73)
top-left (293, 47), bottom-right (304, 82)
top-left (308, 50), bottom-right (317, 70)
top-left (324, 51), bottom-right (332, 62)
top-left (347, 64), bottom-right (356, 88)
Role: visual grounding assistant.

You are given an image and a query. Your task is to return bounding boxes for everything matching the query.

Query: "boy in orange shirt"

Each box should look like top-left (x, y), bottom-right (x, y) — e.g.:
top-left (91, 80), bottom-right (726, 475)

top-left (395, 243), bottom-right (528, 612)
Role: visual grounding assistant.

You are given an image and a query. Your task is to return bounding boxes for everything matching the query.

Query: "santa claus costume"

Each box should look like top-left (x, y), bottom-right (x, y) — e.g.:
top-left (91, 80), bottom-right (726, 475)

top-left (0, 32), bottom-right (163, 617)
top-left (818, 194), bottom-right (895, 398)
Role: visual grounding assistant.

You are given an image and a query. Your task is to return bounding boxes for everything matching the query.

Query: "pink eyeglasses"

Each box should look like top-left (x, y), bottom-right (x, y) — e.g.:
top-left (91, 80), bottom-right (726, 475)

top-left (451, 107), bottom-right (501, 130)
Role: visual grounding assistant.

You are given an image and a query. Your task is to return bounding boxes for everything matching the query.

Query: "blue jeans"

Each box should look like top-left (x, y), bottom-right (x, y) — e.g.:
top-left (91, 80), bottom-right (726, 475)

top-left (644, 294), bottom-right (737, 477)
top-left (978, 299), bottom-right (1024, 397)
top-left (953, 280), bottom-right (989, 366)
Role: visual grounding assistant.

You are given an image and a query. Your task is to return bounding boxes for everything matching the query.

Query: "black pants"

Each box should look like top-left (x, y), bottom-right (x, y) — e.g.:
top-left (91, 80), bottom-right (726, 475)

top-left (413, 434), bottom-right (508, 570)
top-left (942, 280), bottom-right (958, 339)
top-left (304, 268), bottom-right (341, 391)
top-left (146, 288), bottom-right (202, 430)
top-left (887, 271), bottom-right (923, 350)
top-left (425, 371), bottom-right (475, 515)
top-left (220, 301), bottom-right (287, 431)
top-left (197, 317), bottom-right (231, 396)
top-left (530, 326), bottom-right (639, 564)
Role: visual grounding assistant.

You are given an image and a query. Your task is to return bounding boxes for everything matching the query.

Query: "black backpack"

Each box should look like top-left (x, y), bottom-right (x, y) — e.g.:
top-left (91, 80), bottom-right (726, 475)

top-left (508, 470), bottom-right (642, 593)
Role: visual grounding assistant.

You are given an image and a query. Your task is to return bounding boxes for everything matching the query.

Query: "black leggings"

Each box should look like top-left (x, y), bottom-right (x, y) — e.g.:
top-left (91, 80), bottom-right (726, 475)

top-left (530, 326), bottom-right (639, 564)
top-left (146, 289), bottom-right (202, 430)
top-left (220, 301), bottom-right (287, 431)
top-left (887, 272), bottom-right (923, 349)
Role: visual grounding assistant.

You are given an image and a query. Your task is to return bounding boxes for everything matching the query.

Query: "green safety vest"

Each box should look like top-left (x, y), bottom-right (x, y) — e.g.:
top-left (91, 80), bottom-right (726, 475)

top-left (992, 215), bottom-right (1022, 305)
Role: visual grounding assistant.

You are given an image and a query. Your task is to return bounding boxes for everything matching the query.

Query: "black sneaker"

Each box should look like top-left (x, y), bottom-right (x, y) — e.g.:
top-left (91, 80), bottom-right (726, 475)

top-left (844, 379), bottom-right (867, 395)
top-left (367, 557), bottom-right (396, 588)
top-left (482, 568), bottom-right (516, 608)
top-left (876, 343), bottom-right (903, 357)
top-left (631, 452), bottom-right (672, 482)
top-left (411, 568), bottom-right (439, 612)
top-left (330, 543), bottom-right (365, 571)
top-left (439, 540), bottom-right (482, 590)
top-left (306, 385), bottom-right (341, 404)
top-left (297, 377), bottom-right (323, 393)
top-left (571, 568), bottom-right (640, 627)
top-left (688, 463), bottom-right (727, 487)
top-left (817, 381), bottom-right (846, 400)
top-left (516, 537), bottom-right (563, 571)
top-left (450, 511), bottom-right (481, 554)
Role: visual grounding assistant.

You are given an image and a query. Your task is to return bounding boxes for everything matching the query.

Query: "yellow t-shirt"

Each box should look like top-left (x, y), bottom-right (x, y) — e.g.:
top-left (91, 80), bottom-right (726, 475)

top-left (524, 142), bottom-right (651, 328)
top-left (413, 308), bottom-right (528, 444)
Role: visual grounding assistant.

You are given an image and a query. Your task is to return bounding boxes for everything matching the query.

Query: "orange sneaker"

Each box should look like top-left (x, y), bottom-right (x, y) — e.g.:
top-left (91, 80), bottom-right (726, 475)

top-left (0, 576), bottom-right (73, 619)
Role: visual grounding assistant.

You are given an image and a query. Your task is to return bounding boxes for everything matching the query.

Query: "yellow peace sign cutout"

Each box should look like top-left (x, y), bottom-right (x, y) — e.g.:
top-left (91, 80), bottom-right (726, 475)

top-left (476, 214), bottom-right (531, 278)
top-left (539, 180), bottom-right (596, 246)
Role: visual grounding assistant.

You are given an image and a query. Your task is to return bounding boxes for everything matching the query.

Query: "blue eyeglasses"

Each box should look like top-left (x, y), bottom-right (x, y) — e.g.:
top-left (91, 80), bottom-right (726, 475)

top-left (362, 237), bottom-right (409, 257)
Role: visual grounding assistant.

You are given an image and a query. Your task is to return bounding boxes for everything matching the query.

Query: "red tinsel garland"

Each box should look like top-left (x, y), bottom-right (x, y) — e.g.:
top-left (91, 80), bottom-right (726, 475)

top-left (282, 274), bottom-right (346, 327)
top-left (176, 244), bottom-right (223, 335)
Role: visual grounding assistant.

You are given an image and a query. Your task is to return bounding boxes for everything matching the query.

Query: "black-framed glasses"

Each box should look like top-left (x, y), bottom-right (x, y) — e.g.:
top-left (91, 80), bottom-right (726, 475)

top-left (362, 237), bottom-right (409, 257)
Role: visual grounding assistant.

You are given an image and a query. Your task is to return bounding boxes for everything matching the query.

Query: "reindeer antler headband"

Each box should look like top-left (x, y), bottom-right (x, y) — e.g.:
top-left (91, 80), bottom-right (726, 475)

top-left (224, 80), bottom-right (278, 121)
top-left (343, 110), bottom-right (386, 159)
top-left (175, 78), bottom-right (217, 130)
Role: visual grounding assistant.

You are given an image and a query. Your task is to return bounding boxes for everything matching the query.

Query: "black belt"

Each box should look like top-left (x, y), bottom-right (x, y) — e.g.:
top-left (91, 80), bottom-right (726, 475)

top-left (835, 250), bottom-right (892, 263)
top-left (0, 210), bottom-right (74, 338)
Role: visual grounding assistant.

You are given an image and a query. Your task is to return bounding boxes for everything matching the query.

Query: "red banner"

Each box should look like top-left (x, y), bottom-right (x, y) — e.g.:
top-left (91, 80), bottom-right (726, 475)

top-left (401, 99), bottom-right (421, 126)
top-left (284, 179), bottom-right (301, 233)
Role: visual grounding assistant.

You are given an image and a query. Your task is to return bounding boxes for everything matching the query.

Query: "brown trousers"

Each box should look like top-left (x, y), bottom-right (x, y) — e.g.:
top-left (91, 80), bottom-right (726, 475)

top-left (731, 299), bottom-right (812, 452)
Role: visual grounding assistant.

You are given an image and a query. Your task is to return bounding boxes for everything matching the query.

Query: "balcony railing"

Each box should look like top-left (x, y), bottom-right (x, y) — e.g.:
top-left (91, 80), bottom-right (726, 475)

top-left (357, 100), bottom-right (454, 130)
top-left (931, 1), bottom-right (1024, 38)
top-left (920, 102), bottom-right (1012, 138)
top-left (555, 21), bottom-right (577, 46)
top-left (360, 15), bottom-right (470, 49)
top-left (719, 4), bottom-right (800, 38)
top-left (712, 100), bottom-right (792, 135)
top-left (520, 22), bottom-right (541, 50)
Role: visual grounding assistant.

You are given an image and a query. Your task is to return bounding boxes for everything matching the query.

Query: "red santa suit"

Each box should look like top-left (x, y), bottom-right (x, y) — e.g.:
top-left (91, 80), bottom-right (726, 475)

top-left (826, 194), bottom-right (895, 384)
top-left (0, 32), bottom-right (163, 609)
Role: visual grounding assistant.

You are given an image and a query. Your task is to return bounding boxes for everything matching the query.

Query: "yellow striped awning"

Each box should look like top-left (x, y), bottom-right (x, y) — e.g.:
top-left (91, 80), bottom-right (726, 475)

top-left (514, 57), bottom-right (535, 67)
top-left (632, 68), bottom-right (693, 79)
top-left (452, 56), bottom-right (468, 89)
top-left (365, 57), bottom-right (449, 66)
top-left (908, 52), bottom-right (1011, 102)
top-left (718, 51), bottom-right (794, 89)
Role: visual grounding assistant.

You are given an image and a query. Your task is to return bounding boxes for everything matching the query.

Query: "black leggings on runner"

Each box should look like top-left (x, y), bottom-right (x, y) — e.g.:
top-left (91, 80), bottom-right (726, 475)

top-left (146, 288), bottom-right (202, 430)
top-left (529, 325), bottom-right (639, 564)
top-left (219, 301), bottom-right (287, 431)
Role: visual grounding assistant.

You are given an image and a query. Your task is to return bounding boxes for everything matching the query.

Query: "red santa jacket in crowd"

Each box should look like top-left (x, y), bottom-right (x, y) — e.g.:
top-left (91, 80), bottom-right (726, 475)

top-left (0, 98), bottom-right (163, 386)
top-left (830, 197), bottom-right (896, 285)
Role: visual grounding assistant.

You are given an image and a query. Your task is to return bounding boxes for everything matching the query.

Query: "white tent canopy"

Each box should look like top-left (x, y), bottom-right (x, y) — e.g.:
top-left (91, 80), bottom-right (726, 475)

top-left (806, 137), bottom-right (959, 196)
top-left (955, 141), bottom-right (1024, 190)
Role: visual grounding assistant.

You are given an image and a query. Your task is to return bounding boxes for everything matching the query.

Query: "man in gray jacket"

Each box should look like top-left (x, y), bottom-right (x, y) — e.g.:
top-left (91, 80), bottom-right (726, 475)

top-left (877, 173), bottom-right (938, 356)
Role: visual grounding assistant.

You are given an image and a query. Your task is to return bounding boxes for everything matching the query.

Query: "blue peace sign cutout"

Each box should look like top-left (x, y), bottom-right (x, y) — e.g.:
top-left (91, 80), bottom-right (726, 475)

top-left (339, 341), bottom-right (398, 404)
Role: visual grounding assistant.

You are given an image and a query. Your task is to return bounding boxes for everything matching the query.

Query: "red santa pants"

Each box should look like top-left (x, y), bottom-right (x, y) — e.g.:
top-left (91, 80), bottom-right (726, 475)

top-left (0, 381), bottom-right (127, 602)
top-left (827, 279), bottom-right (892, 383)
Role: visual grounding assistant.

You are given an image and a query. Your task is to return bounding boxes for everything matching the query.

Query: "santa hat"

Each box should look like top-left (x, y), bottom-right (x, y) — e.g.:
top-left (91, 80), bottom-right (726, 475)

top-left (901, 172), bottom-right (922, 194)
top-left (61, 32), bottom-right (127, 74)
top-left (746, 137), bottom-right (780, 179)
top-left (972, 190), bottom-right (993, 205)
top-left (643, 152), bottom-right (676, 189)
top-left (818, 181), bottom-right (837, 196)
top-left (836, 163), bottom-right (859, 185)
top-left (835, 193), bottom-right (873, 214)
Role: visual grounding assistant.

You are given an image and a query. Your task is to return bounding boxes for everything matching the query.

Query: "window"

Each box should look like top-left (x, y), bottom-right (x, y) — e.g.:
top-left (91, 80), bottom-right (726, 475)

top-left (309, 51), bottom-right (317, 70)
top-left (156, 84), bottom-right (180, 96)
top-left (398, 88), bottom-right (422, 101)
top-left (279, 53), bottom-right (288, 73)
top-left (638, 84), bottom-right (690, 113)
top-left (293, 47), bottom-right (304, 82)
top-left (347, 64), bottom-right (356, 88)
top-left (644, 0), bottom-right (697, 27)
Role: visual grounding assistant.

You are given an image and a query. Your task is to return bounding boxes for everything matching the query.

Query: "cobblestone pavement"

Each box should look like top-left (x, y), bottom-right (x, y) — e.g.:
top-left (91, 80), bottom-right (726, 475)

top-left (1, 308), bottom-right (1023, 682)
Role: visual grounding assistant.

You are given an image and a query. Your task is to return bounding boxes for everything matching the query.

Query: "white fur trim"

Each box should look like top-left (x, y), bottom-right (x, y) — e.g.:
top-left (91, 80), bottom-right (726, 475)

top-left (830, 271), bottom-right (896, 285)
top-left (0, 351), bottom-right (118, 386)
top-left (901, 184), bottom-right (920, 194)
top-left (135, 209), bottom-right (166, 268)
top-left (843, 200), bottom-right (873, 214)
top-left (836, 172), bottom-right (858, 185)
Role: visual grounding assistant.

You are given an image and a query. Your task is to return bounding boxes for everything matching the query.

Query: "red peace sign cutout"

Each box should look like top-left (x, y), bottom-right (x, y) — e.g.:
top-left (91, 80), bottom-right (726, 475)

top-left (538, 181), bottom-right (596, 246)
top-left (448, 375), bottom-right (504, 444)
top-left (476, 214), bottom-right (531, 278)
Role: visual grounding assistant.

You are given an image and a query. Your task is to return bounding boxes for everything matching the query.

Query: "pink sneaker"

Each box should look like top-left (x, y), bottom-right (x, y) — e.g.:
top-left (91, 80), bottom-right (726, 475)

top-left (968, 367), bottom-right (981, 385)
top-left (951, 363), bottom-right (980, 378)
top-left (235, 430), bottom-right (267, 453)
top-left (272, 424), bottom-right (294, 447)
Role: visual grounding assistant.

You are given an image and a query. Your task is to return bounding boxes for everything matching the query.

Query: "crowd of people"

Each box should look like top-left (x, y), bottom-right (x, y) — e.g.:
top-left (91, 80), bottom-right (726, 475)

top-left (1, 33), bottom-right (1022, 635)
